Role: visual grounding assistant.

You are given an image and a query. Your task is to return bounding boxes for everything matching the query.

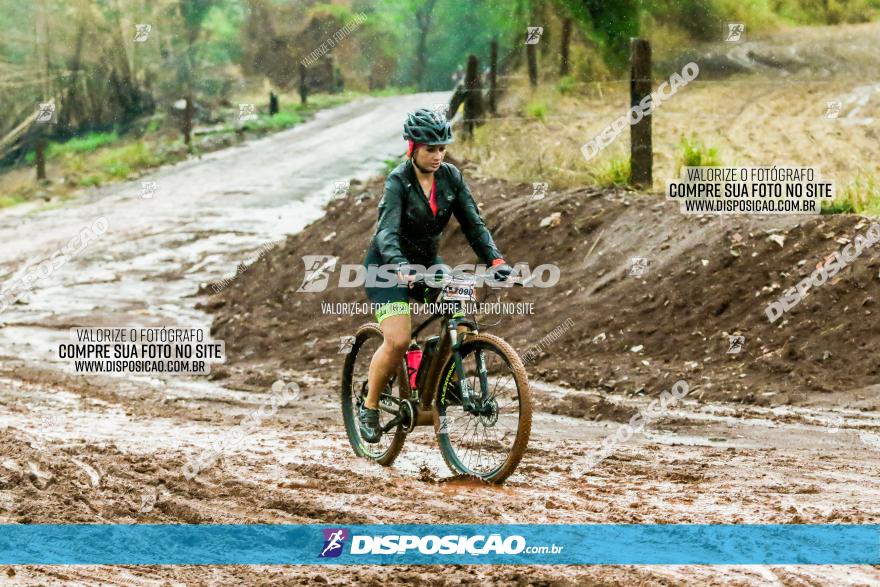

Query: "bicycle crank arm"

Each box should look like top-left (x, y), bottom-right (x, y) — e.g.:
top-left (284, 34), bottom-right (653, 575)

top-left (381, 414), bottom-right (404, 433)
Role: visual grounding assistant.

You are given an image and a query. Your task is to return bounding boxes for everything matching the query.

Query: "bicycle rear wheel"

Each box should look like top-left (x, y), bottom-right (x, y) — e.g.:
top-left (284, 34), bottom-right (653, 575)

top-left (341, 323), bottom-right (408, 465)
top-left (433, 333), bottom-right (532, 484)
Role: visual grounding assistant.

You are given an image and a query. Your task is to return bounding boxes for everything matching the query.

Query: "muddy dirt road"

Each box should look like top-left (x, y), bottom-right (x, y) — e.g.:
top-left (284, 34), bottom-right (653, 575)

top-left (1, 92), bottom-right (879, 585)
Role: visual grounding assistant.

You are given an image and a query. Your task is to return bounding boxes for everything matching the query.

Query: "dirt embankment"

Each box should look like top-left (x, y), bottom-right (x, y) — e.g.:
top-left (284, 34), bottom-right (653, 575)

top-left (204, 160), bottom-right (880, 409)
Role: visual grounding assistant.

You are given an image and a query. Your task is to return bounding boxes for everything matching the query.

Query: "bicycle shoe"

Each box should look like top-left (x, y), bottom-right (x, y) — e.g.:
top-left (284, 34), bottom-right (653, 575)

top-left (358, 405), bottom-right (382, 443)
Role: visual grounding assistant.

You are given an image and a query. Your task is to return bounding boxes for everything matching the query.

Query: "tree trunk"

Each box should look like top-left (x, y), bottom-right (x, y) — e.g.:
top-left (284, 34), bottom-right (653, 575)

top-left (413, 0), bottom-right (438, 90)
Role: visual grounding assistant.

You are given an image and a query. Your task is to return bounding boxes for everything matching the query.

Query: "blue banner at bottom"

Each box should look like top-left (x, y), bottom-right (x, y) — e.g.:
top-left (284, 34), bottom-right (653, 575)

top-left (0, 524), bottom-right (877, 565)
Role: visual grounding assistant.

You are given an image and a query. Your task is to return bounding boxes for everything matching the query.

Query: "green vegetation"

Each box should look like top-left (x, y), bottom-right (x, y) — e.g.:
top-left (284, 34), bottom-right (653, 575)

top-left (2, 90), bottom-right (361, 205)
top-left (370, 86), bottom-right (419, 97)
top-left (96, 143), bottom-right (162, 179)
top-left (823, 174), bottom-right (880, 215)
top-left (556, 76), bottom-right (576, 95)
top-left (558, 0), bottom-right (641, 69)
top-left (383, 158), bottom-right (402, 175)
top-left (0, 194), bottom-right (28, 209)
top-left (78, 175), bottom-right (104, 188)
top-left (820, 201), bottom-right (856, 215)
top-left (526, 101), bottom-right (549, 121)
top-left (3, 0), bottom-right (880, 211)
top-left (25, 131), bottom-right (120, 164)
top-left (49, 131), bottom-right (120, 158)
top-left (593, 157), bottom-right (630, 187)
top-left (773, 0), bottom-right (880, 25)
top-left (245, 111), bottom-right (304, 132)
top-left (677, 134), bottom-right (722, 172)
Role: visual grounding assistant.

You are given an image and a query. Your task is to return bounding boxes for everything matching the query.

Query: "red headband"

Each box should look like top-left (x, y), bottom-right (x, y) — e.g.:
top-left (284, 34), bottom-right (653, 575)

top-left (407, 139), bottom-right (426, 158)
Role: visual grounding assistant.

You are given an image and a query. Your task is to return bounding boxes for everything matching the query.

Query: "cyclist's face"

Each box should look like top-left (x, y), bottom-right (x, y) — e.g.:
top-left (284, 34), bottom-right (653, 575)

top-left (415, 144), bottom-right (446, 171)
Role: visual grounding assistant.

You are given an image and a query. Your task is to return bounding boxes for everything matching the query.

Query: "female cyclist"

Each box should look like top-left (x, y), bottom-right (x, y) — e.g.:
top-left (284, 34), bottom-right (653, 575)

top-left (359, 108), bottom-right (514, 442)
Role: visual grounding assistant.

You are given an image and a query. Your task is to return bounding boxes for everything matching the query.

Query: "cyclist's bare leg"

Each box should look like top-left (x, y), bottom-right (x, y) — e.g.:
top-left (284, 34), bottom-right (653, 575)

top-left (365, 313), bottom-right (411, 410)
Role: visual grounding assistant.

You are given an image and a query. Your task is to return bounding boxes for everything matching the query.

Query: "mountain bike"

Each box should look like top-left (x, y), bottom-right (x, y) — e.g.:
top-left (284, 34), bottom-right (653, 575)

top-left (341, 270), bottom-right (532, 484)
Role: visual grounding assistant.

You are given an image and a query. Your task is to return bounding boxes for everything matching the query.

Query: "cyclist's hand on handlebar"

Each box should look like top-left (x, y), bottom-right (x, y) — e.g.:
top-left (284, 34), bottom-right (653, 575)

top-left (490, 262), bottom-right (517, 282)
top-left (397, 262), bottom-right (419, 285)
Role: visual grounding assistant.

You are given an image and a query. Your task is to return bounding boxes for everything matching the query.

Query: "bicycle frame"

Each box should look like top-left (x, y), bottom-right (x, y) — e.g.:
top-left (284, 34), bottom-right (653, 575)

top-left (374, 271), bottom-right (521, 433)
top-left (411, 311), bottom-right (478, 419)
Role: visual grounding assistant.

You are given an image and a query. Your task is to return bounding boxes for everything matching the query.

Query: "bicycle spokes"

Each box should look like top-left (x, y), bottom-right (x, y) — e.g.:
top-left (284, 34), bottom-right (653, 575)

top-left (439, 343), bottom-right (522, 477)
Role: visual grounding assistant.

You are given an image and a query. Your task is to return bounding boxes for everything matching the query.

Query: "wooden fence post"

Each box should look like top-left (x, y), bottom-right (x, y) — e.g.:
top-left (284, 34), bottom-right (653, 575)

top-left (324, 55), bottom-right (336, 94)
top-left (527, 42), bottom-right (538, 88)
top-left (448, 84), bottom-right (465, 120)
top-left (463, 54), bottom-right (483, 138)
top-left (629, 38), bottom-right (652, 188)
top-left (489, 39), bottom-right (498, 115)
top-left (299, 63), bottom-right (308, 105)
top-left (35, 137), bottom-right (47, 182)
top-left (560, 18), bottom-right (572, 76)
top-left (183, 95), bottom-right (193, 153)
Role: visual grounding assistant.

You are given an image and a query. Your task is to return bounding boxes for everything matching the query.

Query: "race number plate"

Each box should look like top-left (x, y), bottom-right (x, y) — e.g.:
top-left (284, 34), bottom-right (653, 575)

top-left (443, 281), bottom-right (476, 302)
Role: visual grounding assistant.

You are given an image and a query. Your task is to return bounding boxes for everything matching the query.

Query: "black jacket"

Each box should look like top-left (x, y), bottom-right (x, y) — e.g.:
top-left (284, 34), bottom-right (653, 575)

top-left (366, 160), bottom-right (504, 267)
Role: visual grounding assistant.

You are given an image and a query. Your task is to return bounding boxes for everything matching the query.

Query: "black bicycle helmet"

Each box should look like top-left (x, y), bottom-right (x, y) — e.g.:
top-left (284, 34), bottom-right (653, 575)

top-left (402, 108), bottom-right (454, 144)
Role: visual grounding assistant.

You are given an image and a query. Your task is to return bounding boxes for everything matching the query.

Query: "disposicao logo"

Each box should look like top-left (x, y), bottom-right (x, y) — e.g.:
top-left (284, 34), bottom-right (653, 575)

top-left (317, 529), bottom-right (562, 558)
top-left (297, 255), bottom-right (339, 293)
top-left (319, 528), bottom-right (349, 558)
top-left (350, 534), bottom-right (526, 555)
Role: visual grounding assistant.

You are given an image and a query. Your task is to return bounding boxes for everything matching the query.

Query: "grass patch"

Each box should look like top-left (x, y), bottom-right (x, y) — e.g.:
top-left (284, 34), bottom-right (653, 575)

top-left (526, 100), bottom-right (548, 121)
top-left (246, 110), bottom-right (304, 131)
top-left (78, 174), bottom-right (104, 188)
top-left (592, 157), bottom-right (630, 187)
top-left (50, 131), bottom-right (119, 157)
top-left (820, 201), bottom-right (856, 215)
top-left (0, 194), bottom-right (28, 208)
top-left (823, 174), bottom-right (880, 215)
top-left (370, 86), bottom-right (418, 97)
top-left (241, 93), bottom-right (357, 132)
top-left (96, 142), bottom-right (162, 178)
top-left (268, 111), bottom-right (302, 129)
top-left (556, 76), bottom-right (576, 95)
top-left (677, 134), bottom-right (722, 173)
top-left (25, 131), bottom-right (120, 164)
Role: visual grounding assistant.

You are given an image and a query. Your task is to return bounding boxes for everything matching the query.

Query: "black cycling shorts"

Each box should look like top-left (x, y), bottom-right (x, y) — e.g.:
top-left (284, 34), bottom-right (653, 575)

top-left (362, 247), bottom-right (443, 322)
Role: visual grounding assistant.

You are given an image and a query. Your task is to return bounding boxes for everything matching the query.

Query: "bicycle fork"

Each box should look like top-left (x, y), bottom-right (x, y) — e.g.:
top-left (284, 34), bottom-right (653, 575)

top-left (448, 325), bottom-right (489, 412)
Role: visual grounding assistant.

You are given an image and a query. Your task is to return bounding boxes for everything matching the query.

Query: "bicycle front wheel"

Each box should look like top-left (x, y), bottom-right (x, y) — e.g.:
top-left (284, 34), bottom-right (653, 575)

top-left (433, 333), bottom-right (532, 484)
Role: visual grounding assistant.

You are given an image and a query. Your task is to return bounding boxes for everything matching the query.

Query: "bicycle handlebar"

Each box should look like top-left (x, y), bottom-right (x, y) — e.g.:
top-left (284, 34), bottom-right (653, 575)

top-left (404, 270), bottom-right (529, 287)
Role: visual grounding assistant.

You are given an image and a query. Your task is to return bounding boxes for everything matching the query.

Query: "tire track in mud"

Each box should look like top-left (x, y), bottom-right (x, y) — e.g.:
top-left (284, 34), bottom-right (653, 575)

top-left (2, 362), bottom-right (878, 526)
top-left (2, 361), bottom-right (879, 584)
top-left (6, 559), bottom-right (880, 586)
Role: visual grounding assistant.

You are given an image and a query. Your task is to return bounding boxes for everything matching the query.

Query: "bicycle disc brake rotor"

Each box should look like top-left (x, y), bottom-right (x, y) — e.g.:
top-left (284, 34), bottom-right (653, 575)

top-left (477, 396), bottom-right (499, 426)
